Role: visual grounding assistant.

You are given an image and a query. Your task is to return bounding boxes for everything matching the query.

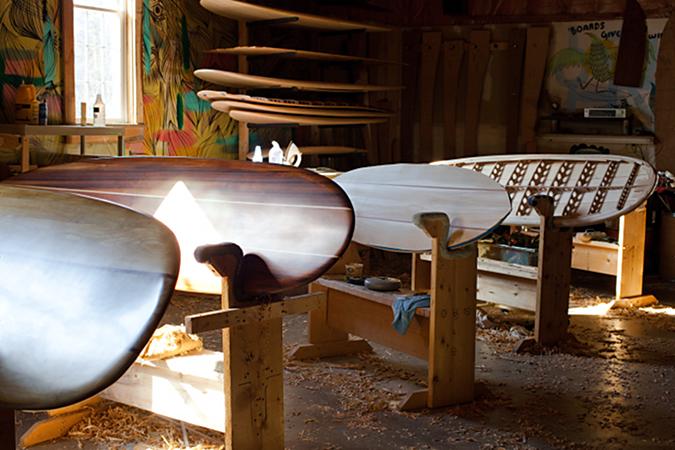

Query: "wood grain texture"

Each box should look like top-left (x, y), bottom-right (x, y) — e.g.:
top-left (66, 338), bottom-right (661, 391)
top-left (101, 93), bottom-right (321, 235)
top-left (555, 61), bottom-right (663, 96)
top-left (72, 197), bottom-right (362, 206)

top-left (198, 90), bottom-right (386, 112)
top-left (210, 46), bottom-right (399, 64)
top-left (464, 30), bottom-right (491, 157)
top-left (0, 185), bottom-right (179, 410)
top-left (195, 69), bottom-right (402, 93)
top-left (211, 100), bottom-right (392, 118)
top-left (7, 158), bottom-right (354, 300)
top-left (655, 17), bottom-right (675, 174)
top-left (227, 109), bottom-right (387, 126)
top-left (519, 27), bottom-right (551, 152)
top-left (335, 164), bottom-right (510, 252)
top-left (442, 40), bottom-right (464, 160)
top-left (418, 32), bottom-right (442, 162)
top-left (200, 0), bottom-right (390, 32)
top-left (433, 154), bottom-right (656, 227)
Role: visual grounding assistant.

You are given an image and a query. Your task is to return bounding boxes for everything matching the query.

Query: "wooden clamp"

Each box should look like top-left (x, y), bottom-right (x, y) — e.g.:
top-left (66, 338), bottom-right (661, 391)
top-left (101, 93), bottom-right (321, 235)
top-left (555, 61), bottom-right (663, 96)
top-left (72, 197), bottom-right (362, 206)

top-left (527, 195), bottom-right (573, 346)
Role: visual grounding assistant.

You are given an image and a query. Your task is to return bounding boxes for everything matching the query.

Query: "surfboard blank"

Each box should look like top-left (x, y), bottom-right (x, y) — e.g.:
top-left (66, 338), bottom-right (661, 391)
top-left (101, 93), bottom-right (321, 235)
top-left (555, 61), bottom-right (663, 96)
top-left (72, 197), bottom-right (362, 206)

top-left (212, 100), bottom-right (393, 118)
top-left (7, 158), bottom-right (354, 299)
top-left (0, 185), bottom-right (179, 410)
top-left (433, 154), bottom-right (657, 227)
top-left (194, 69), bottom-right (403, 93)
top-left (200, 0), bottom-right (390, 32)
top-left (228, 109), bottom-right (388, 126)
top-left (210, 46), bottom-right (400, 64)
top-left (198, 90), bottom-right (386, 112)
top-left (335, 164), bottom-right (511, 252)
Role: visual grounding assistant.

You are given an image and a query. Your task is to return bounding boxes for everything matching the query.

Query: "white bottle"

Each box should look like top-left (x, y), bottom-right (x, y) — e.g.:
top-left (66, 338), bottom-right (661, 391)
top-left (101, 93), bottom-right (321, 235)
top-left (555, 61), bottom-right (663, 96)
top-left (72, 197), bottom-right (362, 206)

top-left (252, 145), bottom-right (263, 162)
top-left (93, 94), bottom-right (106, 127)
top-left (268, 141), bottom-right (283, 164)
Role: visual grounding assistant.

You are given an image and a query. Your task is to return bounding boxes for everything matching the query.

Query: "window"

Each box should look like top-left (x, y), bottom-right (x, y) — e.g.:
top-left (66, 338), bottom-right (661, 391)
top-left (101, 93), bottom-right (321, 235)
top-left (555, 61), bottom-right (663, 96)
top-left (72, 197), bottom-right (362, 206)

top-left (64, 0), bottom-right (140, 124)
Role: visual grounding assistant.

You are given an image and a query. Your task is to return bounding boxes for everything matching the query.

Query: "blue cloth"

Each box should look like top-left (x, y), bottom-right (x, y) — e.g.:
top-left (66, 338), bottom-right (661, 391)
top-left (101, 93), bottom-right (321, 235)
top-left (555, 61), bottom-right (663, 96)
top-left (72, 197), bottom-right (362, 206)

top-left (391, 294), bottom-right (431, 335)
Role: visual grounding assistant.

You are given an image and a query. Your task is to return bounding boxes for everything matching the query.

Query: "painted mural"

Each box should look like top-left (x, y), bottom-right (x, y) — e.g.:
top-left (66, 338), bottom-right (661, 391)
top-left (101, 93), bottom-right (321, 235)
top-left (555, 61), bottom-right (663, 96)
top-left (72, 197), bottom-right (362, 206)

top-left (546, 19), bottom-right (668, 132)
top-left (142, 0), bottom-right (240, 158)
top-left (0, 0), bottom-right (62, 123)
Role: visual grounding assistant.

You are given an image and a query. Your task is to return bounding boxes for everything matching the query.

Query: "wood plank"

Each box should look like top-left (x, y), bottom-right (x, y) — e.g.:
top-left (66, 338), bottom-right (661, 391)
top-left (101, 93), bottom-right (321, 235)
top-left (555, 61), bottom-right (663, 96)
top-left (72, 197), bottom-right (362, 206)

top-left (412, 253), bottom-right (431, 291)
top-left (464, 30), bottom-right (491, 157)
top-left (519, 26), bottom-right (551, 152)
top-left (222, 283), bottom-right (284, 449)
top-left (102, 351), bottom-right (225, 433)
top-left (477, 269), bottom-right (538, 311)
top-left (442, 41), bottom-right (464, 160)
top-left (20, 410), bottom-right (93, 448)
top-left (420, 214), bottom-right (476, 406)
top-left (571, 240), bottom-right (619, 276)
top-left (505, 28), bottom-right (526, 153)
top-left (418, 32), bottom-right (442, 162)
top-left (532, 196), bottom-right (573, 345)
top-left (62, 0), bottom-right (75, 125)
top-left (185, 292), bottom-right (324, 333)
top-left (655, 17), bottom-right (675, 173)
top-left (617, 205), bottom-right (647, 299)
top-left (401, 30), bottom-right (421, 162)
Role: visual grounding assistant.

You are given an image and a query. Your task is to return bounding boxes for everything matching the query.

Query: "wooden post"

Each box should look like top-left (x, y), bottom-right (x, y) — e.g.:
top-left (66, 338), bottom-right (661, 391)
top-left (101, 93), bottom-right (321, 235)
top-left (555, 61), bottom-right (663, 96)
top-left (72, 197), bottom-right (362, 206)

top-left (531, 195), bottom-right (573, 345)
top-left (411, 253), bottom-right (431, 291)
top-left (0, 409), bottom-right (15, 448)
top-left (237, 20), bottom-right (250, 161)
top-left (401, 213), bottom-right (476, 409)
top-left (221, 278), bottom-right (284, 450)
top-left (616, 205), bottom-right (647, 299)
top-left (21, 137), bottom-right (29, 172)
top-left (290, 284), bottom-right (372, 360)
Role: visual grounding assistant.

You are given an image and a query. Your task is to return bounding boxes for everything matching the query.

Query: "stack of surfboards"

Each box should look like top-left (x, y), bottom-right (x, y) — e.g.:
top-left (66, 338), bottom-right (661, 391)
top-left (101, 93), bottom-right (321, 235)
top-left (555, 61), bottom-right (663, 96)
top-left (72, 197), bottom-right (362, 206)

top-left (195, 0), bottom-right (398, 127)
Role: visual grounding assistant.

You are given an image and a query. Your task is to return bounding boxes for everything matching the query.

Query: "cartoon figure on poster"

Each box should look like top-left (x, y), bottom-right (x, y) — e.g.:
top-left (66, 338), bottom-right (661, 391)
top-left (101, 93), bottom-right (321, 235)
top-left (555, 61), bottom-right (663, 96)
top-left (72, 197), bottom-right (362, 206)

top-left (546, 19), bottom-right (667, 132)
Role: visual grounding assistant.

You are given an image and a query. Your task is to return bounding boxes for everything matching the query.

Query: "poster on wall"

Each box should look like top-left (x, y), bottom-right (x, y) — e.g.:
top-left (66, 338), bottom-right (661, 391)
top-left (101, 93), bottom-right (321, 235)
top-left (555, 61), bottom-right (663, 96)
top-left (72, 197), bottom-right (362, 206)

top-left (546, 18), bottom-right (668, 132)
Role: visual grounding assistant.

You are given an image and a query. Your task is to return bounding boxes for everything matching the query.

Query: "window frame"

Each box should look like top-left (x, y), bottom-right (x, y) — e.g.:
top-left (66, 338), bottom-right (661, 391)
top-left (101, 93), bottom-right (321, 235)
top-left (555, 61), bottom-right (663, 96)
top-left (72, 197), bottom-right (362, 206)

top-left (62, 0), bottom-right (143, 125)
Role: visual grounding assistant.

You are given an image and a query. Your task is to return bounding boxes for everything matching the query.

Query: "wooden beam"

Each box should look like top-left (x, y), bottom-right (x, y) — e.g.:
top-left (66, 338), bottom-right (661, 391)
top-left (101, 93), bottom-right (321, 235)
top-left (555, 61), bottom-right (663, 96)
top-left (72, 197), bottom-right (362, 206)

top-left (505, 28), bottom-right (526, 153)
top-left (62, 0), bottom-right (75, 125)
top-left (519, 26), bottom-right (551, 152)
top-left (418, 32), bottom-right (442, 162)
top-left (617, 205), bottom-right (647, 299)
top-left (441, 40), bottom-right (464, 160)
top-left (20, 410), bottom-right (94, 448)
top-left (185, 292), bottom-right (324, 334)
top-left (463, 30), bottom-right (491, 157)
top-left (655, 16), bottom-right (675, 173)
top-left (412, 253), bottom-right (431, 291)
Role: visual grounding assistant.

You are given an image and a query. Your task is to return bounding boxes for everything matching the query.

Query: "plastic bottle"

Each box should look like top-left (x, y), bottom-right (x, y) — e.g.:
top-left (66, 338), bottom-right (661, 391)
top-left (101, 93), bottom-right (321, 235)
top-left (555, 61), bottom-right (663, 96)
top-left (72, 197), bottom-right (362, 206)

top-left (38, 99), bottom-right (48, 125)
top-left (93, 94), bottom-right (106, 127)
top-left (252, 145), bottom-right (263, 162)
top-left (268, 141), bottom-right (283, 164)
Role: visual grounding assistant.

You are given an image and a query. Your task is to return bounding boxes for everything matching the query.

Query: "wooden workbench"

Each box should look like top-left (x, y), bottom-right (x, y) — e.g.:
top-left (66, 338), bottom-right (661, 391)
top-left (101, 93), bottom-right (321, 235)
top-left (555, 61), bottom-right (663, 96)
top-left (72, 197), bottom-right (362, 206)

top-left (0, 124), bottom-right (126, 172)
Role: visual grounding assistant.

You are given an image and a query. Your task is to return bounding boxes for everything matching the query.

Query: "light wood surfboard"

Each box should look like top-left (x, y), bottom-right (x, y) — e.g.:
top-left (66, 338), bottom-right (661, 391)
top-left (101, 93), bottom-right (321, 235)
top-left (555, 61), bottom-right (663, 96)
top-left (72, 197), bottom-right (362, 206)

top-left (198, 90), bottom-right (386, 112)
top-left (228, 109), bottom-right (388, 125)
top-left (335, 164), bottom-right (511, 252)
top-left (0, 185), bottom-right (179, 410)
top-left (432, 154), bottom-right (657, 227)
top-left (200, 0), bottom-right (390, 32)
top-left (194, 69), bottom-right (403, 93)
top-left (209, 46), bottom-right (400, 64)
top-left (212, 100), bottom-right (392, 118)
top-left (7, 158), bottom-right (354, 301)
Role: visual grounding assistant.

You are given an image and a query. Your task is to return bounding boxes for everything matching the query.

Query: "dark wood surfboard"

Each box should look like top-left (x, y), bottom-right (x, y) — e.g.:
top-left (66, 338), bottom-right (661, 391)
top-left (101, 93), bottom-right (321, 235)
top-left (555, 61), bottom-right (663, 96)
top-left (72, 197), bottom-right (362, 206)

top-left (7, 157), bottom-right (355, 302)
top-left (0, 185), bottom-right (179, 410)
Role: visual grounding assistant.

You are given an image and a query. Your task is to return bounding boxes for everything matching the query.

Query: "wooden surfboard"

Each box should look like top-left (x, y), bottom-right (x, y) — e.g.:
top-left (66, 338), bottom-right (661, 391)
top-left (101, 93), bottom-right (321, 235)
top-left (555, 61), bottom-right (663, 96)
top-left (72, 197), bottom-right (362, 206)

top-left (209, 46), bottom-right (400, 64)
top-left (335, 164), bottom-right (511, 252)
top-left (200, 0), bottom-right (390, 32)
top-left (432, 154), bottom-right (657, 227)
top-left (194, 69), bottom-right (403, 93)
top-left (0, 185), bottom-right (179, 410)
top-left (228, 109), bottom-right (388, 125)
top-left (211, 100), bottom-right (393, 118)
top-left (6, 158), bottom-right (354, 300)
top-left (198, 90), bottom-right (386, 112)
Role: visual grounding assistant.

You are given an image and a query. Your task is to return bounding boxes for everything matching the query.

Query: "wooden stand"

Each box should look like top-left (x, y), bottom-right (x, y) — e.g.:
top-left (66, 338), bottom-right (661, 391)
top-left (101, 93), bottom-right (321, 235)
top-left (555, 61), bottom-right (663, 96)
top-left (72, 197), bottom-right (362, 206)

top-left (291, 213), bottom-right (477, 409)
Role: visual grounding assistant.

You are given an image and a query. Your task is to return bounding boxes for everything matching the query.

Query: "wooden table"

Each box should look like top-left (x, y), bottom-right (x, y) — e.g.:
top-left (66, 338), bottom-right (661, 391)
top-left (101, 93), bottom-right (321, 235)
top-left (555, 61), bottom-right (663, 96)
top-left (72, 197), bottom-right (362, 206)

top-left (0, 124), bottom-right (126, 172)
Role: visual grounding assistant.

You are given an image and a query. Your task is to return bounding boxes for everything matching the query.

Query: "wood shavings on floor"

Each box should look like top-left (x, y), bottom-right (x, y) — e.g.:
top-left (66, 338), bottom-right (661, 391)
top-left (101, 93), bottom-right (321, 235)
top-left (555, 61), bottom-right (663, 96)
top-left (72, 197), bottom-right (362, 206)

top-left (67, 403), bottom-right (224, 450)
top-left (140, 324), bottom-right (203, 361)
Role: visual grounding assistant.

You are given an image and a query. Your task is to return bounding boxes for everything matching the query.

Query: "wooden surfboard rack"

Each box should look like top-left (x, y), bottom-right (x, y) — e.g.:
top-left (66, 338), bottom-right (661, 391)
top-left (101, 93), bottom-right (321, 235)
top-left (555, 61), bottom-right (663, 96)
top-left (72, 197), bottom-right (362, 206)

top-left (291, 212), bottom-right (477, 409)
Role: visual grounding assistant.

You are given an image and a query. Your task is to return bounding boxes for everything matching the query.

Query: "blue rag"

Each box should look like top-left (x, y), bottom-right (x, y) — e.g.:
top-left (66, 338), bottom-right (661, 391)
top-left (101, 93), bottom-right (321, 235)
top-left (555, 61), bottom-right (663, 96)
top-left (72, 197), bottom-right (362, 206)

top-left (391, 294), bottom-right (431, 335)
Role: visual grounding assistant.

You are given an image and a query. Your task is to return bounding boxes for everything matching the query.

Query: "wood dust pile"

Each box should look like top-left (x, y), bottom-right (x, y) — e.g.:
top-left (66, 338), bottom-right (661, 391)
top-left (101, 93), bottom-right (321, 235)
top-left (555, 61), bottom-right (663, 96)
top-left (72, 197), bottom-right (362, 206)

top-left (67, 403), bottom-right (223, 449)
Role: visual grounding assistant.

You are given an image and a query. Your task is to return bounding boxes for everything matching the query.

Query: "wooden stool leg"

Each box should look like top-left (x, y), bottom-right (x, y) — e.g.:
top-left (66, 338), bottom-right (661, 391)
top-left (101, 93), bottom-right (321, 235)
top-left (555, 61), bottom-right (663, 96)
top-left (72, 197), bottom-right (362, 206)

top-left (0, 408), bottom-right (15, 448)
top-left (222, 279), bottom-right (283, 450)
top-left (290, 284), bottom-right (372, 360)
